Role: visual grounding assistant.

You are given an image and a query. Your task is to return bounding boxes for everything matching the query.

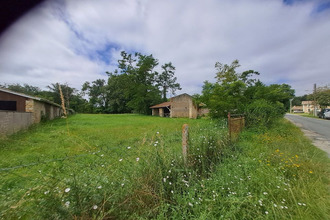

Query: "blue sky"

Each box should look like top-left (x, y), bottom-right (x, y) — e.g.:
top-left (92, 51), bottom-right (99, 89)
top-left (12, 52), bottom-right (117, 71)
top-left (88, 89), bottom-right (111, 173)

top-left (0, 0), bottom-right (330, 96)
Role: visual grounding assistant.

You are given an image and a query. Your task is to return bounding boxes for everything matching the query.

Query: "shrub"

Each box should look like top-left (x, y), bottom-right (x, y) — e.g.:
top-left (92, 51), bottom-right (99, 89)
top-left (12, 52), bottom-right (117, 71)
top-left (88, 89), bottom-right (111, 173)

top-left (245, 99), bottom-right (285, 129)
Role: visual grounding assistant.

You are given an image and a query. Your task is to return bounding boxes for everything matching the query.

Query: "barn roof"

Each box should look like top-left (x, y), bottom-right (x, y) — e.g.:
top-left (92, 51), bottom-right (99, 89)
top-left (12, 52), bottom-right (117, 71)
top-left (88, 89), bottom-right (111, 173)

top-left (0, 87), bottom-right (61, 107)
top-left (150, 101), bottom-right (171, 109)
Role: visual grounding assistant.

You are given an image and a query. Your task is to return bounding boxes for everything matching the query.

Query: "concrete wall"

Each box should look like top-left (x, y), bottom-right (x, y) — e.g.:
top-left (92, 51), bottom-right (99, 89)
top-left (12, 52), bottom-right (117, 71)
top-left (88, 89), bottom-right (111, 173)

top-left (171, 94), bottom-right (198, 119)
top-left (30, 100), bottom-right (62, 123)
top-left (0, 111), bottom-right (33, 137)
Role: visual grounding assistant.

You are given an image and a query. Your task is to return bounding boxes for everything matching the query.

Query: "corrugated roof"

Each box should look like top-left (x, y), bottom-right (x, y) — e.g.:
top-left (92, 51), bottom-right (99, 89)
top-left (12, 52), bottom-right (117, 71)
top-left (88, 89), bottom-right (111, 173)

top-left (0, 87), bottom-right (61, 107)
top-left (150, 101), bottom-right (171, 109)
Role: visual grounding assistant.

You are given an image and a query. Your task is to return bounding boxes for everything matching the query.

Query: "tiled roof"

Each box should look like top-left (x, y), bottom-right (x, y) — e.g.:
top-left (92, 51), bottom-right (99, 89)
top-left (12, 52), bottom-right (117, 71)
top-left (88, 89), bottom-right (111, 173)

top-left (150, 101), bottom-right (171, 109)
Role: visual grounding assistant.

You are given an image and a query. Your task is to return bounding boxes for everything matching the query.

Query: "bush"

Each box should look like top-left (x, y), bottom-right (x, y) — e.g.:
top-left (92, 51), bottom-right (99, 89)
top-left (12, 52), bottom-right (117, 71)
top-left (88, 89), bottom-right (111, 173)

top-left (245, 99), bottom-right (285, 129)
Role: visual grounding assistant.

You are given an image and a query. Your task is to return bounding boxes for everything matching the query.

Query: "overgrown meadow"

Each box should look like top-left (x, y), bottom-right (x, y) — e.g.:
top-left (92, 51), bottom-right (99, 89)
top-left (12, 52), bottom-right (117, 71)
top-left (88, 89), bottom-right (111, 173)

top-left (0, 114), bottom-right (329, 219)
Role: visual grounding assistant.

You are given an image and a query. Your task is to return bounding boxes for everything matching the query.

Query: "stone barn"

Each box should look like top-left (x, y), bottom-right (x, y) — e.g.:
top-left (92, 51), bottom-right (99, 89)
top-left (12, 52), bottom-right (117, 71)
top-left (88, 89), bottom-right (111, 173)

top-left (0, 88), bottom-right (64, 136)
top-left (150, 93), bottom-right (208, 119)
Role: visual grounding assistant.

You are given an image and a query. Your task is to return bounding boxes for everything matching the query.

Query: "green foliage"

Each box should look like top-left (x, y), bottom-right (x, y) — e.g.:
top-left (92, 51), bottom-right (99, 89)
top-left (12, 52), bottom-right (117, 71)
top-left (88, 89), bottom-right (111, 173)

top-left (201, 60), bottom-right (294, 126)
top-left (245, 99), bottom-right (286, 129)
top-left (315, 85), bottom-right (330, 107)
top-left (157, 62), bottom-right (181, 101)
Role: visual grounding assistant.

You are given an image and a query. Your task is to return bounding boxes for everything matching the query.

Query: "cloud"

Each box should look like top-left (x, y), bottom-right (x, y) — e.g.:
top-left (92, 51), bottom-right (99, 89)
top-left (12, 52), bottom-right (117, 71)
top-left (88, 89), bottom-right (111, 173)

top-left (0, 0), bottom-right (330, 96)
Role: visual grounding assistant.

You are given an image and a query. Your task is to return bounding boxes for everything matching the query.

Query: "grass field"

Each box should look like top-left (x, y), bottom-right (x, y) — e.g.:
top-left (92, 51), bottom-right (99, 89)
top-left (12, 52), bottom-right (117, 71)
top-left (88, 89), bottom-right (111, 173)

top-left (0, 114), bottom-right (329, 219)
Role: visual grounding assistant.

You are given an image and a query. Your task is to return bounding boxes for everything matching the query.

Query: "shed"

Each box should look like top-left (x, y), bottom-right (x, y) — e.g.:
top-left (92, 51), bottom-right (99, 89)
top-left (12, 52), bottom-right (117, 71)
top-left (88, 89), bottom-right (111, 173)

top-left (150, 93), bottom-right (208, 119)
top-left (0, 88), bottom-right (63, 123)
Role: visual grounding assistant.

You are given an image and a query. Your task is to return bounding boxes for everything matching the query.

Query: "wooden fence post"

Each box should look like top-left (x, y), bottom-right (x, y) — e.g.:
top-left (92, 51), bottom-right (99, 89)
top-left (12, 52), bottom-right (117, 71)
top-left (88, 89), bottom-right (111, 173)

top-left (227, 112), bottom-right (231, 142)
top-left (182, 124), bottom-right (189, 165)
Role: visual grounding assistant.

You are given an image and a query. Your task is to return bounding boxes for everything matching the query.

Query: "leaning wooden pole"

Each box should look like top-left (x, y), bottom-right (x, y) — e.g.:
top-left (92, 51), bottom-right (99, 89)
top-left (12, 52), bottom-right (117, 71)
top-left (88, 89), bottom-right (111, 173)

top-left (59, 85), bottom-right (67, 118)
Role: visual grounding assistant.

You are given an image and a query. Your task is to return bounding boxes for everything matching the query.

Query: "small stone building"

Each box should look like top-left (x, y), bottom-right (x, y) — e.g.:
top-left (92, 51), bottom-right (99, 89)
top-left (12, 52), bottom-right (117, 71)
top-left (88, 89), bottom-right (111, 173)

top-left (0, 88), bottom-right (64, 136)
top-left (150, 93), bottom-right (209, 119)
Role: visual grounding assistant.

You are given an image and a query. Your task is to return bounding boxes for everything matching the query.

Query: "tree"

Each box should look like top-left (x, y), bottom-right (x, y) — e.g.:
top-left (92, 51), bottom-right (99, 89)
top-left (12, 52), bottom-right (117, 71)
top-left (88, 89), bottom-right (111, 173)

top-left (82, 79), bottom-right (109, 113)
top-left (315, 86), bottom-right (330, 108)
top-left (3, 83), bottom-right (41, 96)
top-left (201, 60), bottom-right (294, 120)
top-left (156, 62), bottom-right (181, 101)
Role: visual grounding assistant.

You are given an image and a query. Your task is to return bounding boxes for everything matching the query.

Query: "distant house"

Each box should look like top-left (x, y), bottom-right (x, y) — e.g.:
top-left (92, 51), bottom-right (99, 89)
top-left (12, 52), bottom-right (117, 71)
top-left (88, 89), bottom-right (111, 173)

top-left (301, 101), bottom-right (320, 113)
top-left (150, 93), bottom-right (209, 119)
top-left (0, 88), bottom-right (65, 136)
top-left (291, 106), bottom-right (303, 113)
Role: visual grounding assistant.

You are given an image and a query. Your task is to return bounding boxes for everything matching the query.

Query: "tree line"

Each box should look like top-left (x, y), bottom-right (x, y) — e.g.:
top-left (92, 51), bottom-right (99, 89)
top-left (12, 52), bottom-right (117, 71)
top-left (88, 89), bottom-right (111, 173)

top-left (1, 51), bottom-right (181, 114)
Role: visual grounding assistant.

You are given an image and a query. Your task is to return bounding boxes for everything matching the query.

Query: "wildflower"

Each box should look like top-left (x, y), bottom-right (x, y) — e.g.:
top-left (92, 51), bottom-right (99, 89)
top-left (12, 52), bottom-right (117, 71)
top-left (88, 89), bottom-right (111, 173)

top-left (65, 201), bottom-right (70, 208)
top-left (275, 149), bottom-right (280, 153)
top-left (298, 202), bottom-right (302, 206)
top-left (65, 188), bottom-right (70, 193)
top-left (93, 205), bottom-right (98, 210)
top-left (101, 164), bottom-right (105, 167)
top-left (119, 159), bottom-right (123, 162)
top-left (188, 202), bottom-right (193, 207)
top-left (121, 183), bottom-right (124, 187)
top-left (263, 192), bottom-right (268, 195)
top-left (44, 191), bottom-right (49, 195)
top-left (309, 171), bottom-right (313, 174)
top-left (163, 178), bottom-right (166, 183)
top-left (97, 186), bottom-right (102, 189)
top-left (274, 204), bottom-right (277, 207)
top-left (127, 146), bottom-right (131, 149)
top-left (302, 203), bottom-right (306, 206)
top-left (136, 157), bottom-right (140, 162)
top-left (265, 211), bottom-right (269, 215)
top-left (156, 131), bottom-right (159, 134)
top-left (171, 190), bottom-right (174, 194)
top-left (100, 154), bottom-right (104, 157)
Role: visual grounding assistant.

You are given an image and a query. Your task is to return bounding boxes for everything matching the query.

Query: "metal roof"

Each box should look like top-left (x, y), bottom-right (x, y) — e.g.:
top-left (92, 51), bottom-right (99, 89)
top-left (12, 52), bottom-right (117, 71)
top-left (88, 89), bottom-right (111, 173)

top-left (0, 87), bottom-right (61, 107)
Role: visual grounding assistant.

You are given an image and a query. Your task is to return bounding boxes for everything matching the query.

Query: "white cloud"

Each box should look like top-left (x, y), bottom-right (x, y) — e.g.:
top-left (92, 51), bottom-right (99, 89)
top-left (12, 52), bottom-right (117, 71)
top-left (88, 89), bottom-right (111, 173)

top-left (0, 0), bottom-right (329, 96)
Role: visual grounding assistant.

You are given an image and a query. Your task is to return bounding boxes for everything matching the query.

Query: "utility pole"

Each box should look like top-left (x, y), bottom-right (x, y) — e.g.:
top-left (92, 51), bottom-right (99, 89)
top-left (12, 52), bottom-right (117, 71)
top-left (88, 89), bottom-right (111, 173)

top-left (289, 98), bottom-right (293, 113)
top-left (313, 83), bottom-right (317, 116)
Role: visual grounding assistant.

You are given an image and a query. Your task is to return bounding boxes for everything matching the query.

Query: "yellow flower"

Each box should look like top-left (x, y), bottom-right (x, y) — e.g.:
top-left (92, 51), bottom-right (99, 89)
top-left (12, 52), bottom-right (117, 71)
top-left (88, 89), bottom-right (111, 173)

top-left (309, 171), bottom-right (313, 174)
top-left (275, 149), bottom-right (280, 153)
top-left (295, 155), bottom-right (299, 158)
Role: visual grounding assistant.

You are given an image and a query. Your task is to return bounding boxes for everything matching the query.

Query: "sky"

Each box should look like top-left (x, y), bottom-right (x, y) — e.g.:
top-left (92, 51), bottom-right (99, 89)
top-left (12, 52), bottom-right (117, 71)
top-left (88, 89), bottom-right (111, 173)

top-left (0, 0), bottom-right (329, 97)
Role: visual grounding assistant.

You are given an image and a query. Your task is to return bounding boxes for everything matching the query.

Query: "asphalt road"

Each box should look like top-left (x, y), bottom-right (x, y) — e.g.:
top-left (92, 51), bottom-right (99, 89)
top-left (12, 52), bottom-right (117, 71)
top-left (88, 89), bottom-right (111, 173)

top-left (285, 114), bottom-right (330, 157)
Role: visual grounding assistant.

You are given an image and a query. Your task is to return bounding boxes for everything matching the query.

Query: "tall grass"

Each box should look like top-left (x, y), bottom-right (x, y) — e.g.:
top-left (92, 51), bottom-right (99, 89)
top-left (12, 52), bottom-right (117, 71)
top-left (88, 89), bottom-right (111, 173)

top-left (0, 115), bottom-right (329, 219)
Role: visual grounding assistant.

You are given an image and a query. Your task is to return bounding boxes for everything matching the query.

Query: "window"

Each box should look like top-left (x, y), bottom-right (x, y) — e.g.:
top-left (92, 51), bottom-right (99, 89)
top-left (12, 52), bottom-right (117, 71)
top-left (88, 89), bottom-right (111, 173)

top-left (0, 101), bottom-right (17, 111)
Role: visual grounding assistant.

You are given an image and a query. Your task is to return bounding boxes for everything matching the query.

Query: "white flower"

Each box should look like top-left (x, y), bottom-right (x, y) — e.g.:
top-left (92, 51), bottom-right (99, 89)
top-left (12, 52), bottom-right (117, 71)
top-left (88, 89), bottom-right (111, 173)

top-left (44, 191), bottom-right (49, 195)
top-left (156, 132), bottom-right (159, 134)
top-left (154, 144), bottom-right (157, 146)
top-left (298, 202), bottom-right (302, 206)
top-left (101, 164), bottom-right (105, 167)
top-left (136, 157), bottom-right (140, 161)
top-left (65, 201), bottom-right (70, 208)
top-left (265, 211), bottom-right (269, 215)
top-left (121, 183), bottom-right (124, 187)
top-left (93, 205), bottom-right (98, 210)
top-left (274, 204), bottom-right (278, 207)
top-left (188, 202), bottom-right (193, 207)
top-left (119, 159), bottom-right (123, 162)
top-left (65, 188), bottom-right (70, 193)
top-left (127, 146), bottom-right (131, 149)
top-left (97, 186), bottom-right (102, 189)
top-left (171, 190), bottom-right (174, 194)
top-left (263, 192), bottom-right (268, 195)
top-left (163, 178), bottom-right (166, 183)
top-left (100, 154), bottom-right (104, 157)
